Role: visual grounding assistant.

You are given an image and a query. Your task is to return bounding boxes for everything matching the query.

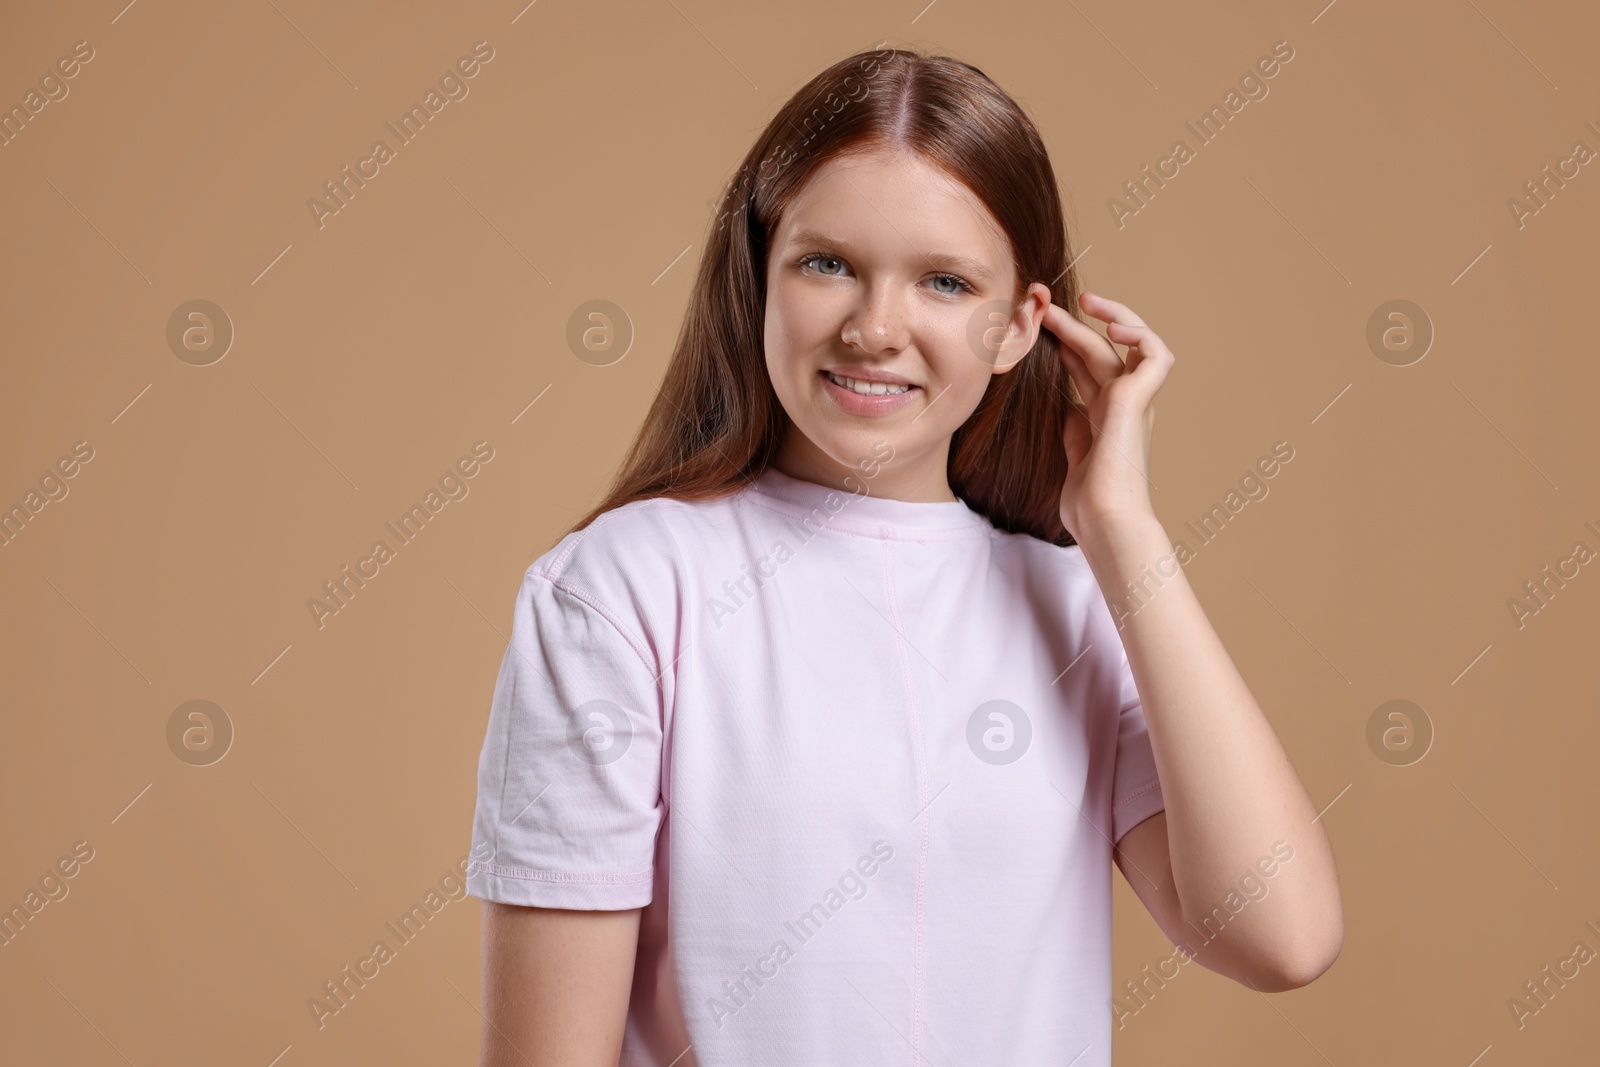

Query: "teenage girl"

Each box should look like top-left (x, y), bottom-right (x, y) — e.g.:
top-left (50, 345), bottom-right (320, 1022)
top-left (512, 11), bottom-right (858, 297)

top-left (467, 46), bottom-right (1343, 1067)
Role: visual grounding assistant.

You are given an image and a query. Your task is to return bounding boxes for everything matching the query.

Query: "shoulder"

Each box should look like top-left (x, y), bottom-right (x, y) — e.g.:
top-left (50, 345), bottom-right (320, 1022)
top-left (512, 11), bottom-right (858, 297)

top-left (522, 491), bottom-right (741, 643)
top-left (986, 527), bottom-right (1098, 584)
top-left (981, 530), bottom-right (1118, 634)
top-left (534, 490), bottom-right (745, 581)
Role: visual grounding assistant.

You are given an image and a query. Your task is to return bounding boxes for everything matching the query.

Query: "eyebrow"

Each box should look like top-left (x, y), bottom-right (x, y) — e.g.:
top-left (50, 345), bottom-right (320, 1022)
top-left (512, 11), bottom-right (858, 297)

top-left (783, 227), bottom-right (996, 282)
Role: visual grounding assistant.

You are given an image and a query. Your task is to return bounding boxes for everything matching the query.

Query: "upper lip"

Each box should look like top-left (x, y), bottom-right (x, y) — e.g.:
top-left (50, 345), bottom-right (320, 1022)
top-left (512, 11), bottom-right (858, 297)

top-left (822, 366), bottom-right (919, 388)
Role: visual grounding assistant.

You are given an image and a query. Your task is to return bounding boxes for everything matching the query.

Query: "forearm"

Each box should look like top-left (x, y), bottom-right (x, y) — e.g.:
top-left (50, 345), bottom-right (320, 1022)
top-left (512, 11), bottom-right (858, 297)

top-left (1079, 512), bottom-right (1343, 985)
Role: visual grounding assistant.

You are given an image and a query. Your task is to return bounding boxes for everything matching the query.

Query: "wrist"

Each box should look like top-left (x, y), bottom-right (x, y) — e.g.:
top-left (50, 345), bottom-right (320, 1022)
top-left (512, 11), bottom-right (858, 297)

top-left (1074, 513), bottom-right (1180, 628)
top-left (1074, 508), bottom-right (1166, 558)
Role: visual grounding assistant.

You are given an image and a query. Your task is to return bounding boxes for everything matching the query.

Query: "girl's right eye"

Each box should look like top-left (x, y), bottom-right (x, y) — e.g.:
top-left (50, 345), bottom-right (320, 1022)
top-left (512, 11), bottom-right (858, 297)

top-left (799, 253), bottom-right (847, 276)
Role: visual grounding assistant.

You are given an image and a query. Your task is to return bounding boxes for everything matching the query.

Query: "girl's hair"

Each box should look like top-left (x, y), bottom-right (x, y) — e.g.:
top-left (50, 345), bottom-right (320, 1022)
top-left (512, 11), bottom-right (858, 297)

top-left (566, 46), bottom-right (1085, 545)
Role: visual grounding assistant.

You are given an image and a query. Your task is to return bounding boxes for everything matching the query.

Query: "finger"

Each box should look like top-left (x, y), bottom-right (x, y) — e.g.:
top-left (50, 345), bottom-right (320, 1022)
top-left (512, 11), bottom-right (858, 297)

top-left (1043, 302), bottom-right (1123, 387)
top-left (1080, 291), bottom-right (1149, 331)
top-left (1105, 321), bottom-right (1175, 377)
top-left (1055, 316), bottom-right (1115, 410)
top-left (1057, 334), bottom-right (1101, 408)
top-left (1103, 324), bottom-right (1176, 407)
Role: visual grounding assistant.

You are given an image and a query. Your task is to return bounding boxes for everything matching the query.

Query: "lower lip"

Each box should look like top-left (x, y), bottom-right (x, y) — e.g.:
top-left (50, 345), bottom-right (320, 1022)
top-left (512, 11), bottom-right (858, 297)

top-left (820, 371), bottom-right (919, 416)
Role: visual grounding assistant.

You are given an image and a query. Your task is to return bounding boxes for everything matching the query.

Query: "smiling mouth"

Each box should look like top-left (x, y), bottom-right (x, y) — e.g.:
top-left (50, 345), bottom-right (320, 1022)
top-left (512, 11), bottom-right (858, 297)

top-left (821, 370), bottom-right (916, 396)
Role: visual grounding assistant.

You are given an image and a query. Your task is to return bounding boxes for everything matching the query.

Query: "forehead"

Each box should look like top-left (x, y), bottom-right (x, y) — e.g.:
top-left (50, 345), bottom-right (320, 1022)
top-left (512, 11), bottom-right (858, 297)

top-left (772, 146), bottom-right (1012, 269)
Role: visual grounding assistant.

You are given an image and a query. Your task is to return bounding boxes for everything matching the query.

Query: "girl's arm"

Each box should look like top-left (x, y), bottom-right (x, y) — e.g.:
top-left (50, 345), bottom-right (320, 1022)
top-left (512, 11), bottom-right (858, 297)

top-left (479, 900), bottom-right (640, 1065)
top-left (1087, 513), bottom-right (1343, 991)
top-left (1044, 291), bottom-right (1343, 991)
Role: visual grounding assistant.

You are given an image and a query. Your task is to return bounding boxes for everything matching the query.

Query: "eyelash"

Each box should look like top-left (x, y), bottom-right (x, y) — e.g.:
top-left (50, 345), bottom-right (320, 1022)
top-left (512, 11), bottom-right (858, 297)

top-left (795, 250), bottom-right (976, 295)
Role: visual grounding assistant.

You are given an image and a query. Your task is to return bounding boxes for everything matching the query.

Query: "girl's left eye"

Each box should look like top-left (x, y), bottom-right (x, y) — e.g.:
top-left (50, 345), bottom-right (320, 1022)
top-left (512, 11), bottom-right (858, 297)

top-left (800, 251), bottom-right (972, 294)
top-left (928, 273), bottom-right (975, 295)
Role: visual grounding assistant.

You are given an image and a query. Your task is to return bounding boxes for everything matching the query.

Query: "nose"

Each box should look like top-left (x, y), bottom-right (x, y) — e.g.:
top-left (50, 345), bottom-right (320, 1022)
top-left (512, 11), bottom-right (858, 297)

top-left (841, 280), bottom-right (910, 354)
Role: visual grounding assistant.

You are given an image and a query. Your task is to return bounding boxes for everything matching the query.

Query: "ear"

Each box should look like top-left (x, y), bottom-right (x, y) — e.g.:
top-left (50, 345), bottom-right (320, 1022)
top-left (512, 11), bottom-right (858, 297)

top-left (990, 282), bottom-right (1054, 374)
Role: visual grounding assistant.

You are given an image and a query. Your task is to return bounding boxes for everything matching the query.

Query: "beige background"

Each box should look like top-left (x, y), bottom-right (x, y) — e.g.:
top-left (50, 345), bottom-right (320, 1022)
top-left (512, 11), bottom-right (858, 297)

top-left (2, 0), bottom-right (1597, 1063)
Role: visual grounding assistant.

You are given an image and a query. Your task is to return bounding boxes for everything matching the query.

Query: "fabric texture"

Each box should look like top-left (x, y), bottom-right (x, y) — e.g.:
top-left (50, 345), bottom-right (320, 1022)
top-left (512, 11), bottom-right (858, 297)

top-left (467, 465), bottom-right (1165, 1066)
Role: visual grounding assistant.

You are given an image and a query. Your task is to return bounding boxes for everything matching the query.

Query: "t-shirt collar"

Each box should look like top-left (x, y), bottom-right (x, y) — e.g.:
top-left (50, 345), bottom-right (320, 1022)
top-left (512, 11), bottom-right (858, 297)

top-left (743, 465), bottom-right (992, 539)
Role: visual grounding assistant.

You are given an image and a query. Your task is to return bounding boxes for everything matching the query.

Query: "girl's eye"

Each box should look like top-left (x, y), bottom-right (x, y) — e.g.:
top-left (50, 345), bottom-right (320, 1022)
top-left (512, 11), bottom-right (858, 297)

top-left (929, 273), bottom-right (975, 295)
top-left (801, 253), bottom-right (846, 276)
top-left (796, 251), bottom-right (972, 295)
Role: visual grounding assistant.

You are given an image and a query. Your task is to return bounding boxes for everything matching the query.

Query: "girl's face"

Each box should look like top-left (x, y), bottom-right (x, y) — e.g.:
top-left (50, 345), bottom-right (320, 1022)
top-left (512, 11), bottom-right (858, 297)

top-left (763, 144), bottom-right (1052, 502)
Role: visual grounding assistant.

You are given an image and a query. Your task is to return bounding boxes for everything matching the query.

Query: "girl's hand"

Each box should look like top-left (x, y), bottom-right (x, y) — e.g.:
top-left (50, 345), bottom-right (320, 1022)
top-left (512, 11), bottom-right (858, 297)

top-left (1042, 292), bottom-right (1175, 546)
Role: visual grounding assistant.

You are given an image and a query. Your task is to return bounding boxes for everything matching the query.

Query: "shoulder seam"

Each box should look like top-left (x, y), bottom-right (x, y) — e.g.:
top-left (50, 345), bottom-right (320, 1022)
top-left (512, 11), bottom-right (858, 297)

top-left (543, 497), bottom-right (685, 574)
top-left (526, 570), bottom-right (660, 679)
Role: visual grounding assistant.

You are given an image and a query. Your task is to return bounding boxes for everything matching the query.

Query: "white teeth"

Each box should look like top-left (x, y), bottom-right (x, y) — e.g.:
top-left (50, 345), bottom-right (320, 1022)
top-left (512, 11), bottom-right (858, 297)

top-left (826, 371), bottom-right (911, 396)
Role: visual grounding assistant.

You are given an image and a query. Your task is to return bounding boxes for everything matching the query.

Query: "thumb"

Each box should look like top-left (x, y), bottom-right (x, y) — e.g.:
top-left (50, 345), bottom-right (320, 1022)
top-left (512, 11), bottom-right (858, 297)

top-left (1064, 401), bottom-right (1092, 469)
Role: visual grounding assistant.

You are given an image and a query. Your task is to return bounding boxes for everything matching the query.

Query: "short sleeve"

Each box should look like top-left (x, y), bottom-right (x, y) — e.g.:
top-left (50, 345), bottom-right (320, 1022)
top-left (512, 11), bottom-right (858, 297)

top-left (1111, 643), bottom-right (1165, 843)
top-left (467, 569), bottom-right (666, 909)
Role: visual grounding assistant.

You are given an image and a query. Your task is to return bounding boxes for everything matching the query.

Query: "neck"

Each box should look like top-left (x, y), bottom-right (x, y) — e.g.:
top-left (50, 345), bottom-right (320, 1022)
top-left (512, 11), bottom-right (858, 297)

top-left (771, 431), bottom-right (957, 503)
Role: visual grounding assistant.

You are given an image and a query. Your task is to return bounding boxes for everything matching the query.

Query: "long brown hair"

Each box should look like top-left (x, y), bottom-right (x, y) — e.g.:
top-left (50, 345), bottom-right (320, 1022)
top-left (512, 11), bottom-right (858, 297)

top-left (567, 46), bottom-right (1084, 546)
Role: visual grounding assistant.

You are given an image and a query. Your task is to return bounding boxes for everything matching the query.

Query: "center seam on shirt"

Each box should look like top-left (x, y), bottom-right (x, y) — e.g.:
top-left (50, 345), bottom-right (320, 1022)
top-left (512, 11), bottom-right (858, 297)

top-left (882, 535), bottom-right (927, 1067)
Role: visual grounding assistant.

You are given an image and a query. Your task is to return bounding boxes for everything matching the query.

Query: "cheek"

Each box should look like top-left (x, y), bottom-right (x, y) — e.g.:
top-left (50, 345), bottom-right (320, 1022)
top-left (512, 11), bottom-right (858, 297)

top-left (765, 280), bottom-right (833, 373)
top-left (916, 309), bottom-right (987, 390)
top-left (762, 296), bottom-right (794, 390)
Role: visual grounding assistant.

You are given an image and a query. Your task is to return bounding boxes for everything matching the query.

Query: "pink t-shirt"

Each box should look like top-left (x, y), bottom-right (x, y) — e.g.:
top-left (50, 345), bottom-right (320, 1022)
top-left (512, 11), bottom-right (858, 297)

top-left (467, 465), bottom-right (1165, 1066)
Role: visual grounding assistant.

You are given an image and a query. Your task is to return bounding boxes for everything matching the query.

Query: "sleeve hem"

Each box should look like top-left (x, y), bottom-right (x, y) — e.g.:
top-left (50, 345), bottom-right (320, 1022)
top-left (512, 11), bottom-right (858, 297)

top-left (467, 866), bottom-right (654, 910)
top-left (1112, 777), bottom-right (1166, 844)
